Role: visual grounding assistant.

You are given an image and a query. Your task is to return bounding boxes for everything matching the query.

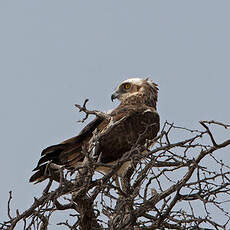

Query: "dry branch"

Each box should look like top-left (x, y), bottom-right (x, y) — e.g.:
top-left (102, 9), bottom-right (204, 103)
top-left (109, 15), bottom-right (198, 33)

top-left (1, 104), bottom-right (230, 230)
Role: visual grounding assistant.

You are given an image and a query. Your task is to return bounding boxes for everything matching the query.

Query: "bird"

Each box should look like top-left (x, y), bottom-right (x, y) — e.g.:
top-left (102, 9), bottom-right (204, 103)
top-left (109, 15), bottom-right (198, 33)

top-left (29, 77), bottom-right (160, 184)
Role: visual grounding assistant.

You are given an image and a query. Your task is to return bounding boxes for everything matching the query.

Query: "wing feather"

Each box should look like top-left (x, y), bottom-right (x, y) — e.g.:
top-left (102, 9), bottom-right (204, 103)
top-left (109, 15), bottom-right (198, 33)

top-left (93, 105), bottom-right (160, 163)
top-left (29, 117), bottom-right (104, 183)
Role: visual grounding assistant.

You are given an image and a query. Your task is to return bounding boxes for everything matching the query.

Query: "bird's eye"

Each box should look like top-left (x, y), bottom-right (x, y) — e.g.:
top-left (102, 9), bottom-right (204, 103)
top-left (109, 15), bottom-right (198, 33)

top-left (123, 83), bottom-right (131, 90)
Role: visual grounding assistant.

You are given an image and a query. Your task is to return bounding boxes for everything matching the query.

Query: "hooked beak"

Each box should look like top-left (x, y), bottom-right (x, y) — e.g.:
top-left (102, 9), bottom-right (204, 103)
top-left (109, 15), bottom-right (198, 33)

top-left (111, 92), bottom-right (119, 102)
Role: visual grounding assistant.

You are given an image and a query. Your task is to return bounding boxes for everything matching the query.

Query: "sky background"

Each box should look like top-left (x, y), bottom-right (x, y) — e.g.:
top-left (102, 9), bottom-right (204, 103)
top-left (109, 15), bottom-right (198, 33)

top-left (0, 1), bottom-right (230, 229)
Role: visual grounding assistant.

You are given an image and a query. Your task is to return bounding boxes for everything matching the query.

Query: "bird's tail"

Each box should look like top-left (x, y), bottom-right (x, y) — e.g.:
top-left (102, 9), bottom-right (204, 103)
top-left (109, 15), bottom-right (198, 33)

top-left (29, 141), bottom-right (84, 183)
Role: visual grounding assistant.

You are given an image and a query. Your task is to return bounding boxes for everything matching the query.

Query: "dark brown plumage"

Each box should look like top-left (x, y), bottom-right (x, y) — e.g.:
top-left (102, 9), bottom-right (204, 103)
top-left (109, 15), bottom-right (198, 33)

top-left (29, 78), bottom-right (160, 183)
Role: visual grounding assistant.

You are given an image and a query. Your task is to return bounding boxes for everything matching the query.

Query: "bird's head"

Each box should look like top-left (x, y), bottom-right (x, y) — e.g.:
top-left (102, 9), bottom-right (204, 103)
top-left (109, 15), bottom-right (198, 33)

top-left (111, 77), bottom-right (158, 108)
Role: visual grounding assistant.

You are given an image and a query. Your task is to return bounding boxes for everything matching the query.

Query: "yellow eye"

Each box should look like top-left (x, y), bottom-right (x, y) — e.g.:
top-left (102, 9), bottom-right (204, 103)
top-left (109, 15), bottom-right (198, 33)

top-left (124, 83), bottom-right (131, 90)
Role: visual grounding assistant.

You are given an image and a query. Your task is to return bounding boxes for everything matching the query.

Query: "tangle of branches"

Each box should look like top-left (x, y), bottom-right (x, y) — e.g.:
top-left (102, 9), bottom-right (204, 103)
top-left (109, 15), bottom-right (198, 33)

top-left (1, 103), bottom-right (230, 230)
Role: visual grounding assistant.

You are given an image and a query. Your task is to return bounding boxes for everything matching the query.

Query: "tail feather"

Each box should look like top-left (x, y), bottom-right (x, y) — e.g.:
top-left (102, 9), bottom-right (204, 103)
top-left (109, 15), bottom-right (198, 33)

top-left (30, 142), bottom-right (84, 183)
top-left (29, 164), bottom-right (61, 183)
top-left (29, 165), bottom-right (48, 183)
top-left (30, 117), bottom-right (104, 183)
top-left (37, 145), bottom-right (65, 167)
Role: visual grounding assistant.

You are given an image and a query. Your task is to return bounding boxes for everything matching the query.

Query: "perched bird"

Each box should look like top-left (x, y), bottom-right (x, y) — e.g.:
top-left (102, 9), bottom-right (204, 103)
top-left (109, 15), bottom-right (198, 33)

top-left (29, 77), bottom-right (160, 183)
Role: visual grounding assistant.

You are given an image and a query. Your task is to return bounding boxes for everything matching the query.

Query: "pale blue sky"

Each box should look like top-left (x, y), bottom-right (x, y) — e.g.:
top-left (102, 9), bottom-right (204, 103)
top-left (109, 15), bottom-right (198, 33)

top-left (0, 1), bottom-right (230, 229)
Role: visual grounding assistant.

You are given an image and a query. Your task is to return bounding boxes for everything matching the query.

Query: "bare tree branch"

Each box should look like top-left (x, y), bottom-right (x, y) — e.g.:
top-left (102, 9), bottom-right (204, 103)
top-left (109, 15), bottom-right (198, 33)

top-left (2, 106), bottom-right (230, 230)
